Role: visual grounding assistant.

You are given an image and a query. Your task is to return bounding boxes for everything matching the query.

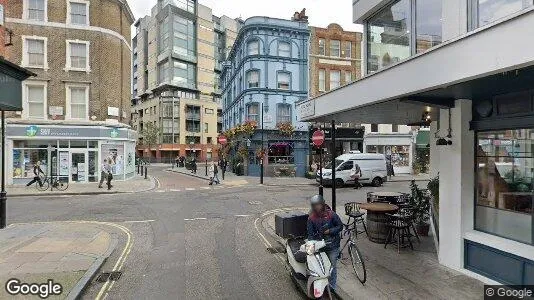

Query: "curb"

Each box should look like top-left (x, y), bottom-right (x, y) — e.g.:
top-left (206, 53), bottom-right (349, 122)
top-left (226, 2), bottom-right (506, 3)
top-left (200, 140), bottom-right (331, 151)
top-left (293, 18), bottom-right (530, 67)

top-left (66, 232), bottom-right (119, 300)
top-left (9, 176), bottom-right (157, 197)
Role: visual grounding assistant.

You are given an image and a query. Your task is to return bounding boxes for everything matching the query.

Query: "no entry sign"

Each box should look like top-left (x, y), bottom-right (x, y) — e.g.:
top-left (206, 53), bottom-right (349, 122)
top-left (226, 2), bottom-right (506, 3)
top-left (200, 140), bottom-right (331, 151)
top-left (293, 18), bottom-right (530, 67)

top-left (312, 130), bottom-right (325, 147)
top-left (218, 135), bottom-right (227, 145)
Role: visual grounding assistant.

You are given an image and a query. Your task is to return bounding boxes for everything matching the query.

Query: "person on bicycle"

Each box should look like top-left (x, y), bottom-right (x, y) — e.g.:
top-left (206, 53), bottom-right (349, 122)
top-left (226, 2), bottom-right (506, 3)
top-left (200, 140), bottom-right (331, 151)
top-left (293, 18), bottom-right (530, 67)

top-left (307, 194), bottom-right (342, 290)
top-left (26, 161), bottom-right (45, 188)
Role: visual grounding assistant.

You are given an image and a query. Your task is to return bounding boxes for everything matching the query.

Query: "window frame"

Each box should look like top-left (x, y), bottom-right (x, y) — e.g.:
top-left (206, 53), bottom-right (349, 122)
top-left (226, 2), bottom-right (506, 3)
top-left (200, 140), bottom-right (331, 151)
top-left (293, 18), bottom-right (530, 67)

top-left (330, 40), bottom-right (341, 57)
top-left (276, 71), bottom-right (291, 90)
top-left (23, 0), bottom-right (47, 22)
top-left (246, 69), bottom-right (260, 88)
top-left (278, 41), bottom-right (291, 58)
top-left (318, 69), bottom-right (326, 92)
top-left (247, 102), bottom-right (260, 122)
top-left (469, 0), bottom-right (532, 30)
top-left (318, 38), bottom-right (325, 55)
top-left (66, 0), bottom-right (90, 26)
top-left (343, 41), bottom-right (352, 58)
top-left (329, 70), bottom-right (341, 90)
top-left (65, 40), bottom-right (90, 72)
top-left (276, 103), bottom-right (292, 124)
top-left (22, 80), bottom-right (48, 120)
top-left (65, 83), bottom-right (90, 120)
top-left (21, 36), bottom-right (48, 69)
top-left (247, 39), bottom-right (260, 56)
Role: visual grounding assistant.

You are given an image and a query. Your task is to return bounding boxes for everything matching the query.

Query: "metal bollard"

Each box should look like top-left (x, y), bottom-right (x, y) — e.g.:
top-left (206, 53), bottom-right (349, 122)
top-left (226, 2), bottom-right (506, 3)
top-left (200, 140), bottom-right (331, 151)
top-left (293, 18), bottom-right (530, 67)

top-left (205, 160), bottom-right (208, 176)
top-left (137, 164), bottom-right (140, 174)
top-left (140, 164), bottom-right (144, 176)
top-left (144, 166), bottom-right (148, 179)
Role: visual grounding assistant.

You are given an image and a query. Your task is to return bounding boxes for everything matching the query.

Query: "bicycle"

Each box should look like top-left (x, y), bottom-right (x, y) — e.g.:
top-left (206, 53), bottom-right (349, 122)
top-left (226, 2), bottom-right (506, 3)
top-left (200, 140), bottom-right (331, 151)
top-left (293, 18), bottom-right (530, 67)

top-left (36, 176), bottom-right (69, 192)
top-left (338, 204), bottom-right (367, 284)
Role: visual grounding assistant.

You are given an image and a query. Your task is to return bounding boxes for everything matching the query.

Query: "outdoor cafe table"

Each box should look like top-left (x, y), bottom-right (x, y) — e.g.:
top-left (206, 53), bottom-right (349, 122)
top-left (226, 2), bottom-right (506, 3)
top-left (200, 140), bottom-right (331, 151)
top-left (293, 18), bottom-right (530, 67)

top-left (359, 202), bottom-right (399, 244)
top-left (368, 191), bottom-right (405, 204)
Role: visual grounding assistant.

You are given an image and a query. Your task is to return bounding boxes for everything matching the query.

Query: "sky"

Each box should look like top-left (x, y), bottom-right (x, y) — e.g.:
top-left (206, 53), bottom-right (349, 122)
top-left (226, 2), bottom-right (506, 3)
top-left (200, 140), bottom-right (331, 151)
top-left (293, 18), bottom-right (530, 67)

top-left (128, 0), bottom-right (363, 32)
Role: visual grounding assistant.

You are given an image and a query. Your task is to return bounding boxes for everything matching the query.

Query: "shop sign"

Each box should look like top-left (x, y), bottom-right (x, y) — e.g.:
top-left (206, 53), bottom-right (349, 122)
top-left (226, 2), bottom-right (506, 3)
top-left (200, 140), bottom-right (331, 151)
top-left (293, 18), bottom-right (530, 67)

top-left (298, 100), bottom-right (315, 120)
top-left (8, 125), bottom-right (131, 140)
top-left (108, 107), bottom-right (120, 117)
top-left (48, 106), bottom-right (64, 116)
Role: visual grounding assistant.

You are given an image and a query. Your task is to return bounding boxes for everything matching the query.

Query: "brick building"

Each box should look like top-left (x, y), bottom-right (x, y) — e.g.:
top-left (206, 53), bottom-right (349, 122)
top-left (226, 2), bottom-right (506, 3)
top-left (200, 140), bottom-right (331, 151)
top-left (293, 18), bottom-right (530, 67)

top-left (0, 0), bottom-right (6, 56)
top-left (4, 0), bottom-right (138, 185)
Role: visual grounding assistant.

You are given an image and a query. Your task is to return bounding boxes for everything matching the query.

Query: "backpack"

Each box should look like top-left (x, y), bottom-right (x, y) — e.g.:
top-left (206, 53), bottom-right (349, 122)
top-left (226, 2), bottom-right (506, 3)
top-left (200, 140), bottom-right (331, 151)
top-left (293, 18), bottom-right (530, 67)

top-left (214, 165), bottom-right (218, 174)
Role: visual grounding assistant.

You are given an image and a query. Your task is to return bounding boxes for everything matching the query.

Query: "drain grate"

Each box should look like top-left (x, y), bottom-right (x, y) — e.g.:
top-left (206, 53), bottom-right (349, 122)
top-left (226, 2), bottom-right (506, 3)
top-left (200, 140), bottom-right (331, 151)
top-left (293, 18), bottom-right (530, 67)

top-left (96, 271), bottom-right (122, 283)
top-left (266, 246), bottom-right (285, 254)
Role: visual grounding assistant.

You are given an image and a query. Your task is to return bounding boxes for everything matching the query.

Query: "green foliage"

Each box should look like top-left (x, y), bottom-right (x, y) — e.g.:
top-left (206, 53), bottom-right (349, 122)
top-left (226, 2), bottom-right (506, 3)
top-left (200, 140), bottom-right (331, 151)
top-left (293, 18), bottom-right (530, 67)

top-left (141, 122), bottom-right (160, 148)
top-left (409, 180), bottom-right (431, 225)
top-left (427, 175), bottom-right (439, 217)
top-left (413, 148), bottom-right (429, 174)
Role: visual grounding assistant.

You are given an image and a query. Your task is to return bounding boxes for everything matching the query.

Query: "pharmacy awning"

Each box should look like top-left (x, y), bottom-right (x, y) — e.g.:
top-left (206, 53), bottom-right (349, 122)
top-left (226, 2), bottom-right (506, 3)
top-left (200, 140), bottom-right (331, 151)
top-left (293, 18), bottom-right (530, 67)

top-left (0, 57), bottom-right (35, 111)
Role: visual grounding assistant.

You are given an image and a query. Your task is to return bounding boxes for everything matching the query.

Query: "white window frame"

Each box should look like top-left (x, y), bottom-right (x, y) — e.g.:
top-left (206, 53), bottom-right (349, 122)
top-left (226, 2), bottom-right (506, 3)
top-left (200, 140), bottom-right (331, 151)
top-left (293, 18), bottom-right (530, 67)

top-left (278, 41), bottom-right (291, 57)
top-left (22, 80), bottom-right (48, 120)
top-left (21, 36), bottom-right (48, 69)
top-left (318, 39), bottom-right (325, 55)
top-left (330, 70), bottom-right (341, 89)
top-left (277, 71), bottom-right (291, 90)
top-left (318, 69), bottom-right (325, 92)
top-left (65, 40), bottom-right (90, 72)
top-left (65, 83), bottom-right (89, 120)
top-left (66, 0), bottom-right (90, 26)
top-left (23, 0), bottom-right (48, 22)
top-left (247, 40), bottom-right (260, 56)
top-left (343, 41), bottom-right (352, 58)
top-left (330, 40), bottom-right (341, 57)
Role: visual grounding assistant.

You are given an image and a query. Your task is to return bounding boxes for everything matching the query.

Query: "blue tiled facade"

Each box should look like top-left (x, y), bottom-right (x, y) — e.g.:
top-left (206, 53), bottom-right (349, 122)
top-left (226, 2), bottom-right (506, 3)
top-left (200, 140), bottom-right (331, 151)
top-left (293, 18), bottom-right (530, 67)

top-left (220, 16), bottom-right (310, 177)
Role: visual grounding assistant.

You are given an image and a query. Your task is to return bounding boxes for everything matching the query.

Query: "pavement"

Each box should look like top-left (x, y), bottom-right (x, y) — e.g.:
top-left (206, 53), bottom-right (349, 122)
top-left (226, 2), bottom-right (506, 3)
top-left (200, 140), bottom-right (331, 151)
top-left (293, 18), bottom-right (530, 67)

top-left (0, 222), bottom-right (118, 300)
top-left (7, 174), bottom-right (156, 197)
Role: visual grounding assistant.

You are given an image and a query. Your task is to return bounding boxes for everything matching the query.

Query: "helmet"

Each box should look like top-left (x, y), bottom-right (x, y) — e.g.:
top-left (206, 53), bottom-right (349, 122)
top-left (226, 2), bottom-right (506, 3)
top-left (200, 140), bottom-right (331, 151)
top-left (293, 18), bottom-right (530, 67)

top-left (310, 194), bottom-right (325, 206)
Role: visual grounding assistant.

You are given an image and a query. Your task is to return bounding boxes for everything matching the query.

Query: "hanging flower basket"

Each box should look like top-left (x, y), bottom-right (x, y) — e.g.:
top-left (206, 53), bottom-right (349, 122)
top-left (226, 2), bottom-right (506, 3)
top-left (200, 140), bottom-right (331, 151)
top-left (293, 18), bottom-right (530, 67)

top-left (237, 146), bottom-right (249, 159)
top-left (255, 148), bottom-right (266, 159)
top-left (276, 122), bottom-right (294, 136)
top-left (241, 120), bottom-right (258, 136)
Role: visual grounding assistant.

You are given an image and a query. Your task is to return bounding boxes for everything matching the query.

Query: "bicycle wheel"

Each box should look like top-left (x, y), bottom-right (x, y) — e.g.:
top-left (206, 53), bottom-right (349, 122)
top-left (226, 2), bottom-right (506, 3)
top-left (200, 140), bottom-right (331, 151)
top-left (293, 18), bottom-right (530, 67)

top-left (54, 179), bottom-right (69, 191)
top-left (36, 179), bottom-right (50, 191)
top-left (348, 243), bottom-right (367, 284)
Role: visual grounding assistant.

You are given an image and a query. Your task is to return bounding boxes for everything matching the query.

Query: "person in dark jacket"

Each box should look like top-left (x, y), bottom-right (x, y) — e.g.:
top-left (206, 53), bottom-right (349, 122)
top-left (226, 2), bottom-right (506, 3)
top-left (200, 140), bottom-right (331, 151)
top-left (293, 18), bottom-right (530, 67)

top-left (307, 194), bottom-right (343, 290)
top-left (26, 161), bottom-right (45, 187)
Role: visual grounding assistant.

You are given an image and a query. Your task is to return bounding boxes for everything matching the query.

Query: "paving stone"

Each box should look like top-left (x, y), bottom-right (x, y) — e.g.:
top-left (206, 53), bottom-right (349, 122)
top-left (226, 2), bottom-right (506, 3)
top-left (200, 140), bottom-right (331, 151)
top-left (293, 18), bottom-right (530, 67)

top-left (58, 259), bottom-right (95, 272)
top-left (12, 261), bottom-right (59, 274)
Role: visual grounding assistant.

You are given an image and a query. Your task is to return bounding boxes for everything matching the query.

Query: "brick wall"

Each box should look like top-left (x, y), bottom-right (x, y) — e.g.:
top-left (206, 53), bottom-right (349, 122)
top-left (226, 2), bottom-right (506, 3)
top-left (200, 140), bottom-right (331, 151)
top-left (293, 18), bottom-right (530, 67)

top-left (0, 0), bottom-right (6, 57)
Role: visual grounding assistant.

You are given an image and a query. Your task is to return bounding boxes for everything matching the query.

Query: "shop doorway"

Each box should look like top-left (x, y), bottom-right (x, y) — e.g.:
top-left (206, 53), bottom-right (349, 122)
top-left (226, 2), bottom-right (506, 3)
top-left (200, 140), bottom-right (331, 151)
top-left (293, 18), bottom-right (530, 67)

top-left (70, 150), bottom-right (87, 183)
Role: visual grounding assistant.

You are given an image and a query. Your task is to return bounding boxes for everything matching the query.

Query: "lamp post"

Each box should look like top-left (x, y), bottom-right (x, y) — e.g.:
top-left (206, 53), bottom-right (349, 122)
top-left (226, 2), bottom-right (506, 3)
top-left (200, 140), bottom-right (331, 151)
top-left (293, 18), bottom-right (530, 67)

top-left (246, 138), bottom-right (251, 176)
top-left (260, 103), bottom-right (264, 184)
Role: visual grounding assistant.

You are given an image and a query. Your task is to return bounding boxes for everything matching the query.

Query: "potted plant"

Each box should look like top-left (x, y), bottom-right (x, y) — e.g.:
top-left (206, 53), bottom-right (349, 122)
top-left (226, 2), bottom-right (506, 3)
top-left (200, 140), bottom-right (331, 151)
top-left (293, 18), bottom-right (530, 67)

top-left (408, 180), bottom-right (431, 236)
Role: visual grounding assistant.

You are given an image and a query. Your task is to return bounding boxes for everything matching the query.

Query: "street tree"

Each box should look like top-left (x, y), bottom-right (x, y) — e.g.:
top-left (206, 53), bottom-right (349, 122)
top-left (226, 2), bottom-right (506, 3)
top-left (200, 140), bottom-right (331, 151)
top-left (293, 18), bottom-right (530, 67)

top-left (141, 122), bottom-right (160, 151)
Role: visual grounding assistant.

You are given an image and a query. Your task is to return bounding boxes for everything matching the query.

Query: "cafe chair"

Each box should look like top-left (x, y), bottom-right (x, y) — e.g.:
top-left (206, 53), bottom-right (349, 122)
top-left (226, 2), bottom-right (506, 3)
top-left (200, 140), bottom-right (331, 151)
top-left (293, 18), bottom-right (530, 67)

top-left (398, 206), bottom-right (421, 243)
top-left (344, 202), bottom-right (368, 238)
top-left (384, 213), bottom-right (414, 253)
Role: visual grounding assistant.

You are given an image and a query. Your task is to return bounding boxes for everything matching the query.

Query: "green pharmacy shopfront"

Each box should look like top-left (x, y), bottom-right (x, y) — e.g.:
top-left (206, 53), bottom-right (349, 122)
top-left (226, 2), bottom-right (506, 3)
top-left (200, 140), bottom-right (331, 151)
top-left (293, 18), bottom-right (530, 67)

top-left (5, 120), bottom-right (138, 185)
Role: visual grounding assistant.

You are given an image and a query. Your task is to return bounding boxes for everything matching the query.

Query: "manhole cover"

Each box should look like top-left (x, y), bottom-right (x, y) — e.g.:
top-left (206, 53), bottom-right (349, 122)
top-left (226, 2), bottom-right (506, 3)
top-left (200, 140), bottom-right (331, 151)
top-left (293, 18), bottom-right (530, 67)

top-left (248, 201), bottom-right (262, 205)
top-left (96, 271), bottom-right (122, 283)
top-left (95, 272), bottom-right (110, 283)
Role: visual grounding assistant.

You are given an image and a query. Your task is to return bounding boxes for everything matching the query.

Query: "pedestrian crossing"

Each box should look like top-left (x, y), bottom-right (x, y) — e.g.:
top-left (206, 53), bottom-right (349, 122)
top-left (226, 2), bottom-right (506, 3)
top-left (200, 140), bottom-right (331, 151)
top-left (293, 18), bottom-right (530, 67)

top-left (153, 184), bottom-right (248, 193)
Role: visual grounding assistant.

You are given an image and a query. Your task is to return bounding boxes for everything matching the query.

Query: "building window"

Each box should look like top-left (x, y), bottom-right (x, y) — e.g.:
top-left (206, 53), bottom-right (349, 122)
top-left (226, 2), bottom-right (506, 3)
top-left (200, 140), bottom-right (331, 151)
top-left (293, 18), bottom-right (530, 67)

top-left (473, 0), bottom-right (530, 29)
top-left (371, 124), bottom-right (378, 132)
top-left (367, 0), bottom-right (410, 73)
top-left (318, 69), bottom-right (325, 92)
top-left (246, 70), bottom-right (259, 88)
top-left (343, 41), bottom-right (351, 58)
top-left (247, 103), bottom-right (259, 122)
top-left (330, 40), bottom-right (340, 57)
top-left (416, 0), bottom-right (443, 53)
top-left (278, 41), bottom-right (291, 57)
top-left (318, 39), bottom-right (325, 55)
top-left (173, 15), bottom-right (195, 58)
top-left (22, 37), bottom-right (47, 69)
top-left (162, 0), bottom-right (195, 13)
top-left (23, 81), bottom-right (47, 119)
top-left (68, 0), bottom-right (89, 25)
top-left (25, 0), bottom-right (46, 21)
top-left (66, 84), bottom-right (89, 120)
top-left (392, 124), bottom-right (399, 132)
top-left (159, 60), bottom-right (170, 84)
top-left (344, 71), bottom-right (352, 85)
top-left (277, 72), bottom-right (291, 90)
top-left (247, 40), bottom-right (260, 55)
top-left (172, 60), bottom-right (196, 89)
top-left (476, 129), bottom-right (533, 245)
top-left (159, 15), bottom-right (170, 54)
top-left (205, 108), bottom-right (214, 114)
top-left (66, 40), bottom-right (90, 71)
top-left (204, 123), bottom-right (209, 133)
top-left (330, 71), bottom-right (341, 89)
top-left (276, 104), bottom-right (291, 124)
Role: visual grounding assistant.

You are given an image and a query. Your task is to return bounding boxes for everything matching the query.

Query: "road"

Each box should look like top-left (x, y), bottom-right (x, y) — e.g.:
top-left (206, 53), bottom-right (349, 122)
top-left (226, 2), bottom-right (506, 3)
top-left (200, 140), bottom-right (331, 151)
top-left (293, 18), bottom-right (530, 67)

top-left (6, 166), bottom-right (416, 299)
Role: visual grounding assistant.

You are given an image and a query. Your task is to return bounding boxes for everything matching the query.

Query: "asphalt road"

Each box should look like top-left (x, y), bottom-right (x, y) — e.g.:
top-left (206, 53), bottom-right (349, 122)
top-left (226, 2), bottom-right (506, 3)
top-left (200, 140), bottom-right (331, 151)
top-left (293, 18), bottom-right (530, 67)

top-left (6, 166), bottom-right (417, 299)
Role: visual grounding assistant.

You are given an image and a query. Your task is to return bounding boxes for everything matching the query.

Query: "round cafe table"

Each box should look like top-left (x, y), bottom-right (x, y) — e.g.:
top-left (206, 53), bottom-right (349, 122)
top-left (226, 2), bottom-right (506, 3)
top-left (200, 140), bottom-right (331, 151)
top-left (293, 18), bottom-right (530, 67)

top-left (359, 202), bottom-right (399, 244)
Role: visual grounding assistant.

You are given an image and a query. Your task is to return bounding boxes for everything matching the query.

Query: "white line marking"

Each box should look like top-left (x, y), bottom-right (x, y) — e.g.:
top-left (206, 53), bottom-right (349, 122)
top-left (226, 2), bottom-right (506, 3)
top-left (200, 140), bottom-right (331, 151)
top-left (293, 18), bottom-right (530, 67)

top-left (200, 187), bottom-right (211, 190)
top-left (123, 220), bottom-right (156, 223)
top-left (156, 190), bottom-right (165, 193)
top-left (184, 217), bottom-right (208, 221)
top-left (169, 189), bottom-right (181, 192)
top-left (235, 215), bottom-right (251, 217)
top-left (185, 188), bottom-right (196, 191)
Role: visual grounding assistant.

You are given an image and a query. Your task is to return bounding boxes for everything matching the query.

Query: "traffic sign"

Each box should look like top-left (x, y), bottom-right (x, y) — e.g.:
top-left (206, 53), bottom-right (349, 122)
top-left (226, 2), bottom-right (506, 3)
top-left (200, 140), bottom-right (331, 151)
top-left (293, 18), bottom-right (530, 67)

top-left (218, 135), bottom-right (227, 145)
top-left (312, 130), bottom-right (325, 147)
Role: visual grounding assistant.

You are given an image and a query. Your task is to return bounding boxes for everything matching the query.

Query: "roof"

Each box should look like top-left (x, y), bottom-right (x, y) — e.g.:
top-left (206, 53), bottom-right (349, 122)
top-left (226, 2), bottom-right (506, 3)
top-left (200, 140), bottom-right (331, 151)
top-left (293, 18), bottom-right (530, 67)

top-left (0, 56), bottom-right (36, 79)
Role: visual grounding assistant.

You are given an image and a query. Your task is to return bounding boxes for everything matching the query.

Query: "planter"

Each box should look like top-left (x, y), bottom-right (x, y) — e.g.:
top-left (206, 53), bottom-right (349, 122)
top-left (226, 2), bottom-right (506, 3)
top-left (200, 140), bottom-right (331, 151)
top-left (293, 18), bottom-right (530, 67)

top-left (416, 223), bottom-right (430, 236)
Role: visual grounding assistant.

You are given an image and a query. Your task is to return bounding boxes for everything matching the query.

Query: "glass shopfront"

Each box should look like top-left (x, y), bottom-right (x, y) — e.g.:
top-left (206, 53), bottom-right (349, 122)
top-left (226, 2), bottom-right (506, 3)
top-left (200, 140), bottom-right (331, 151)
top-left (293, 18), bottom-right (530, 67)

top-left (366, 145), bottom-right (410, 167)
top-left (476, 129), bottom-right (533, 245)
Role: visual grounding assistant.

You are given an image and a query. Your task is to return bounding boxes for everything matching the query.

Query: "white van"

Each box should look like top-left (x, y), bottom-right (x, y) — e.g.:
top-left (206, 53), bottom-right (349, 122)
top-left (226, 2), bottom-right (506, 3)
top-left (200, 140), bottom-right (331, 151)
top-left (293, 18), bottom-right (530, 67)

top-left (317, 153), bottom-right (387, 187)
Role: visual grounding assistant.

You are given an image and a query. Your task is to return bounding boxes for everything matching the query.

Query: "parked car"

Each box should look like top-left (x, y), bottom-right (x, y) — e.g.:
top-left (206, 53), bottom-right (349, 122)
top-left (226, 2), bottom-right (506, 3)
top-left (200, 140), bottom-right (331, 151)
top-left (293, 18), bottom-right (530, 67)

top-left (317, 153), bottom-right (387, 187)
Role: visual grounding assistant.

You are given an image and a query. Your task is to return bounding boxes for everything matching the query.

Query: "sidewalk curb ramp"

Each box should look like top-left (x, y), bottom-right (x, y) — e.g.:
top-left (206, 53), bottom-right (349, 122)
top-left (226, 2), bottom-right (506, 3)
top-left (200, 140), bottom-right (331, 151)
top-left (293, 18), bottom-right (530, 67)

top-left (66, 232), bottom-right (119, 300)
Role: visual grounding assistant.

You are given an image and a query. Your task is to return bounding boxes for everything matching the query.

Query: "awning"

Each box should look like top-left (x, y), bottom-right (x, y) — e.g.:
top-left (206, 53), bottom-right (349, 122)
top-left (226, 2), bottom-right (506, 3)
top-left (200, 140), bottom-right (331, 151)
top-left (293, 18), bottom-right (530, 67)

top-left (416, 130), bottom-right (430, 149)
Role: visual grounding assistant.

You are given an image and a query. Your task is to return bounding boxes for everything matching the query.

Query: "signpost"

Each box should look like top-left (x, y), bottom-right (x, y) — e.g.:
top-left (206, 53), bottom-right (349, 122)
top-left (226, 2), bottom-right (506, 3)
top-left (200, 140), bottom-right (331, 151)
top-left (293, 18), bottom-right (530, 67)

top-left (218, 135), bottom-right (227, 145)
top-left (312, 130), bottom-right (325, 196)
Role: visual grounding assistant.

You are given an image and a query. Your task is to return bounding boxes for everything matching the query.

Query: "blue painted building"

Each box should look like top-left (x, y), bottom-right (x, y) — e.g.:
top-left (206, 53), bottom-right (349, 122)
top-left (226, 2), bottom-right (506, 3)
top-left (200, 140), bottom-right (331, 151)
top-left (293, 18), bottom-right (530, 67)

top-left (220, 16), bottom-right (310, 177)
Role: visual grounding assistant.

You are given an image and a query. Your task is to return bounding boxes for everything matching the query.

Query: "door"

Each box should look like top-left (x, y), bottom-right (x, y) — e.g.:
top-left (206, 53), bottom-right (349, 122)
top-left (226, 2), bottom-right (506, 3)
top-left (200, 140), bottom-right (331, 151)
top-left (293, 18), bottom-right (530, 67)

top-left (337, 160), bottom-right (354, 183)
top-left (71, 151), bottom-right (88, 183)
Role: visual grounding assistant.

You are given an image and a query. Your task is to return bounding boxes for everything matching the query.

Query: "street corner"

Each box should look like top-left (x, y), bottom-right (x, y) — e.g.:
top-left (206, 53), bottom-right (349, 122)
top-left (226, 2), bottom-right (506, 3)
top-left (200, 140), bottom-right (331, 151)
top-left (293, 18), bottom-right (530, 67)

top-left (0, 221), bottom-right (120, 300)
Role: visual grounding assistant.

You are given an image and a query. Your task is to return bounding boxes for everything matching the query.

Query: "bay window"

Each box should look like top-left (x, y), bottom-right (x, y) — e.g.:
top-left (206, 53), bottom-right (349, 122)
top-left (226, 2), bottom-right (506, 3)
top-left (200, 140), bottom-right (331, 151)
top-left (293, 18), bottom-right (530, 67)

top-left (247, 103), bottom-right (259, 122)
top-left (247, 70), bottom-right (259, 88)
top-left (173, 15), bottom-right (195, 59)
top-left (247, 40), bottom-right (260, 55)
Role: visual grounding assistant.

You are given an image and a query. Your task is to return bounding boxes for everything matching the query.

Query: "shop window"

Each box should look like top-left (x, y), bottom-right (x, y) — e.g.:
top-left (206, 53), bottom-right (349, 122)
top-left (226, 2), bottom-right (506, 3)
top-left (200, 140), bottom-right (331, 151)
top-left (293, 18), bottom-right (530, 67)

top-left (66, 84), bottom-right (89, 120)
top-left (68, 0), bottom-right (89, 25)
top-left (268, 142), bottom-right (295, 164)
top-left (476, 129), bottom-right (533, 245)
top-left (25, 0), bottom-right (47, 21)
top-left (13, 149), bottom-right (48, 179)
top-left (371, 124), bottom-right (378, 132)
top-left (66, 40), bottom-right (90, 71)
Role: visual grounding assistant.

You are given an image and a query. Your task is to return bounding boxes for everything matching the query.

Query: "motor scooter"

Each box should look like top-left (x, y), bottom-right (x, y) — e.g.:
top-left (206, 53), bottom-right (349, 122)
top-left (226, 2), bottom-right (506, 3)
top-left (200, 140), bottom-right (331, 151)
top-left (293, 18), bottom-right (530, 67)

top-left (286, 237), bottom-right (332, 299)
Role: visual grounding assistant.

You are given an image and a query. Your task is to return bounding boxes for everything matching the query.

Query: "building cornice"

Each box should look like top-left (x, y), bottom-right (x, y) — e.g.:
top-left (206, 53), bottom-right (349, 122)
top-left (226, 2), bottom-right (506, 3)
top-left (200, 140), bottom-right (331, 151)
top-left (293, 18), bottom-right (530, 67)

top-left (6, 18), bottom-right (132, 51)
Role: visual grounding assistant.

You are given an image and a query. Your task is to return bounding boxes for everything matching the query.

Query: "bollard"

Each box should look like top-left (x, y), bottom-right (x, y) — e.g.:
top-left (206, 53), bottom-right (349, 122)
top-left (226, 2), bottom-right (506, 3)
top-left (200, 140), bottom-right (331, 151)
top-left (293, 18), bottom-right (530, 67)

top-left (144, 166), bottom-right (148, 179)
top-left (137, 164), bottom-right (140, 174)
top-left (140, 164), bottom-right (144, 176)
top-left (205, 160), bottom-right (208, 176)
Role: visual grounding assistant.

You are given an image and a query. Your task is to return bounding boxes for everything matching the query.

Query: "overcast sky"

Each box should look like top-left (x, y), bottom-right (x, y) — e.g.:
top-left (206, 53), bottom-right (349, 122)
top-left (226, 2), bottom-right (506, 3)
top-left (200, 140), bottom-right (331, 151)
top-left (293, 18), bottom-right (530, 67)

top-left (128, 0), bottom-right (363, 32)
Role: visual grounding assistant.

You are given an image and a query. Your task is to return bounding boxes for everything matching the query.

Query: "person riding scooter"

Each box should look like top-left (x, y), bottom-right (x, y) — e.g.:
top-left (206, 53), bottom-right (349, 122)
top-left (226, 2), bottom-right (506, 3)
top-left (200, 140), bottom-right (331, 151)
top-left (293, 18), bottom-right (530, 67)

top-left (307, 195), bottom-right (343, 291)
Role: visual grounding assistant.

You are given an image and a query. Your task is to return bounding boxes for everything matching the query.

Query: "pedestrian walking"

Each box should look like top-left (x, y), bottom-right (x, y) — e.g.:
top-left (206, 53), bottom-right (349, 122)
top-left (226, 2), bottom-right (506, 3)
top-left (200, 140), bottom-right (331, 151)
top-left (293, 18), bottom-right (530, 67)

top-left (208, 162), bottom-right (218, 185)
top-left (219, 158), bottom-right (227, 180)
top-left (175, 156), bottom-right (179, 168)
top-left (99, 158), bottom-right (112, 189)
top-left (191, 158), bottom-right (197, 174)
top-left (351, 163), bottom-right (363, 189)
top-left (26, 161), bottom-right (45, 188)
top-left (212, 162), bottom-right (220, 184)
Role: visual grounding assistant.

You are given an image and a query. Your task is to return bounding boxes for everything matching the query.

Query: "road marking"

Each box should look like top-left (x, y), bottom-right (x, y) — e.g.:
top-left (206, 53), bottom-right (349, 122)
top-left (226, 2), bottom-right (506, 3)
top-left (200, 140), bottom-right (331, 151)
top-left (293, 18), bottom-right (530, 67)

top-left (185, 188), bottom-right (196, 191)
top-left (200, 187), bottom-right (211, 190)
top-left (235, 214), bottom-right (251, 217)
top-left (184, 217), bottom-right (207, 221)
top-left (123, 220), bottom-right (156, 223)
top-left (169, 189), bottom-right (181, 192)
top-left (155, 190), bottom-right (166, 193)
top-left (154, 177), bottom-right (161, 189)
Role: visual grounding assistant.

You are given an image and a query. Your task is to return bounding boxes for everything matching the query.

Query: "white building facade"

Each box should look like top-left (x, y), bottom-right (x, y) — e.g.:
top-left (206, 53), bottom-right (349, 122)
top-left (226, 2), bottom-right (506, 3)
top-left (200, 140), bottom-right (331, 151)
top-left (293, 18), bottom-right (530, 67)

top-left (299, 0), bottom-right (534, 285)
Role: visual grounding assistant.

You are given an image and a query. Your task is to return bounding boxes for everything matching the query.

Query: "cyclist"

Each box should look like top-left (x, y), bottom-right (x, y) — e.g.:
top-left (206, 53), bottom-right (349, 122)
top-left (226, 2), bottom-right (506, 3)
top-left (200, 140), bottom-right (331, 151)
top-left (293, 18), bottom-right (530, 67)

top-left (307, 194), bottom-right (342, 290)
top-left (26, 161), bottom-right (45, 188)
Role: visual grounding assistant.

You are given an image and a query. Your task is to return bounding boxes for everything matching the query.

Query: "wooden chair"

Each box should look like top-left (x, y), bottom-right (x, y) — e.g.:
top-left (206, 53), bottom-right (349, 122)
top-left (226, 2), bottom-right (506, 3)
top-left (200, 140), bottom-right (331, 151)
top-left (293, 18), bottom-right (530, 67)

top-left (384, 213), bottom-right (414, 253)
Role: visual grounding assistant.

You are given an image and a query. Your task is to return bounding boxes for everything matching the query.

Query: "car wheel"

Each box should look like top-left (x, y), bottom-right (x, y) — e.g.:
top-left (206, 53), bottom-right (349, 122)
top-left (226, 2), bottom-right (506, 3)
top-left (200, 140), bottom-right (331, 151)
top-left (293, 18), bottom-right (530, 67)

top-left (372, 177), bottom-right (383, 187)
top-left (335, 178), bottom-right (344, 188)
